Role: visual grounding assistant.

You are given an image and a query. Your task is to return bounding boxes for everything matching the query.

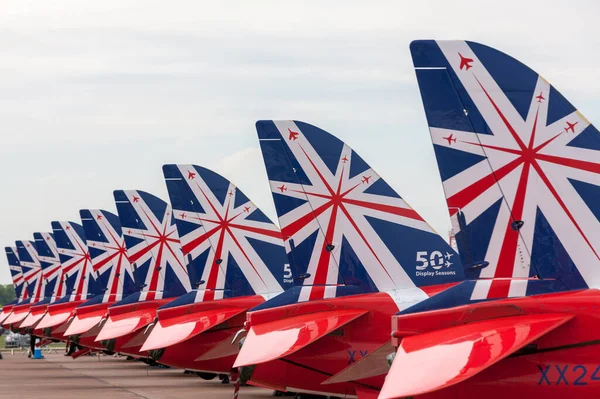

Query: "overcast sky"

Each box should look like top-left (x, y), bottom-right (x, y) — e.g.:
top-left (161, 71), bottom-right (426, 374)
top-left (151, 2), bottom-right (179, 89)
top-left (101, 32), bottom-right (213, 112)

top-left (1, 0), bottom-right (599, 284)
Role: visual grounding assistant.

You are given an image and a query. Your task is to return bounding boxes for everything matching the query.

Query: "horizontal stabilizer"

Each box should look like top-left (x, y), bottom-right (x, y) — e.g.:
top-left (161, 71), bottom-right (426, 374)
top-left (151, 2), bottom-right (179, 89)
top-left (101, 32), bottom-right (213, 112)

top-left (195, 333), bottom-right (245, 361)
top-left (19, 310), bottom-right (46, 329)
top-left (121, 327), bottom-right (154, 349)
top-left (234, 309), bottom-right (368, 367)
top-left (141, 307), bottom-right (246, 351)
top-left (322, 340), bottom-right (394, 385)
top-left (0, 310), bottom-right (12, 325)
top-left (95, 307), bottom-right (157, 342)
top-left (36, 305), bottom-right (76, 330)
top-left (64, 307), bottom-right (108, 337)
top-left (380, 313), bottom-right (573, 399)
top-left (3, 306), bottom-right (30, 327)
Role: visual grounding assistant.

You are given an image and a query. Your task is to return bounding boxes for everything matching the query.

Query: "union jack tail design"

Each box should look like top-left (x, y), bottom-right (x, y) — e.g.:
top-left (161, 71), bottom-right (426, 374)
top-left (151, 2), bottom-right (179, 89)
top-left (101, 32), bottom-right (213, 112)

top-left (15, 240), bottom-right (44, 304)
top-left (51, 221), bottom-right (101, 303)
top-left (162, 164), bottom-right (289, 302)
top-left (411, 40), bottom-right (600, 299)
top-left (5, 247), bottom-right (27, 302)
top-left (256, 121), bottom-right (463, 304)
top-left (79, 209), bottom-right (137, 304)
top-left (113, 190), bottom-right (191, 301)
top-left (32, 232), bottom-right (63, 303)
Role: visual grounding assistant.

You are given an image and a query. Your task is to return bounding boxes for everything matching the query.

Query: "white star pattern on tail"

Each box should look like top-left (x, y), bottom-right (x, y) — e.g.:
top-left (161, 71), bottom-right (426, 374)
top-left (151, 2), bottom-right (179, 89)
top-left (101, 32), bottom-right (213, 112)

top-left (35, 233), bottom-right (62, 302)
top-left (171, 165), bottom-right (284, 302)
top-left (83, 210), bottom-right (135, 302)
top-left (430, 41), bottom-right (600, 298)
top-left (119, 191), bottom-right (191, 301)
top-left (263, 121), bottom-right (439, 302)
top-left (53, 222), bottom-right (94, 301)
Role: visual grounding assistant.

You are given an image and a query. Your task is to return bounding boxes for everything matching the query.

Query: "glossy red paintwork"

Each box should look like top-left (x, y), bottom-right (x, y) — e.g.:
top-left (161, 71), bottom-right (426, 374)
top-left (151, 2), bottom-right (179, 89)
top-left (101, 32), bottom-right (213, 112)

top-left (19, 303), bottom-right (49, 328)
top-left (355, 386), bottom-right (380, 399)
top-left (380, 313), bottom-right (573, 399)
top-left (383, 289), bottom-right (600, 399)
top-left (140, 295), bottom-right (263, 352)
top-left (322, 341), bottom-right (394, 385)
top-left (64, 302), bottom-right (112, 336)
top-left (2, 303), bottom-right (31, 327)
top-left (238, 292), bottom-right (400, 397)
top-left (0, 304), bottom-right (15, 324)
top-left (141, 307), bottom-right (246, 351)
top-left (235, 308), bottom-right (368, 368)
top-left (157, 329), bottom-right (239, 373)
top-left (141, 295), bottom-right (264, 373)
top-left (36, 301), bottom-right (82, 330)
top-left (95, 299), bottom-right (169, 342)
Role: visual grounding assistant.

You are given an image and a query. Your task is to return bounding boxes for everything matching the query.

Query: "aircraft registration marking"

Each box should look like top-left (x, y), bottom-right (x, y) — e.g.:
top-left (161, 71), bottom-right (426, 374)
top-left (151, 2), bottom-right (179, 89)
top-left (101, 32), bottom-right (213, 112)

top-left (538, 364), bottom-right (600, 386)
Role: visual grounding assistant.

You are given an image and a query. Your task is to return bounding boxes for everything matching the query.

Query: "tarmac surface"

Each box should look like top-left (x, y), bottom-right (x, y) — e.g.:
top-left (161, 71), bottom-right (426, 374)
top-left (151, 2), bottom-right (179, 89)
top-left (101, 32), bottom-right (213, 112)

top-left (0, 352), bottom-right (274, 399)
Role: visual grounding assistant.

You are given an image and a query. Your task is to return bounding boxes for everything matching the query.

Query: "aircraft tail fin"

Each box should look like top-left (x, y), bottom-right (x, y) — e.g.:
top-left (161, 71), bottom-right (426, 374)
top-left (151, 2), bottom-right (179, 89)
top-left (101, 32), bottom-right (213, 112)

top-left (411, 40), bottom-right (600, 298)
top-left (113, 190), bottom-right (191, 300)
top-left (33, 232), bottom-right (62, 302)
top-left (256, 120), bottom-right (463, 306)
top-left (162, 164), bottom-right (290, 302)
top-left (79, 209), bottom-right (137, 303)
top-left (15, 240), bottom-right (44, 303)
top-left (5, 247), bottom-right (27, 302)
top-left (51, 221), bottom-right (100, 302)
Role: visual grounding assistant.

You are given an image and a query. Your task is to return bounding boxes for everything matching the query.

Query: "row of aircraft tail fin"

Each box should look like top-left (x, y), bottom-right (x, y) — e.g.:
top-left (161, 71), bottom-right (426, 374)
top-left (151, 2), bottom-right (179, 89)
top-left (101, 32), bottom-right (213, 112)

top-left (3, 166), bottom-right (295, 311)
top-left (4, 105), bottom-right (599, 315)
top-left (3, 39), bottom-right (600, 399)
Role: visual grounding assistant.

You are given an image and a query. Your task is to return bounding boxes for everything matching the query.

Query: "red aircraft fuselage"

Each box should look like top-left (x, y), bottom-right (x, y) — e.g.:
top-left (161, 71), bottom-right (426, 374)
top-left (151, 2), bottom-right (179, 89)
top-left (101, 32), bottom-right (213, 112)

top-left (237, 291), bottom-right (426, 396)
top-left (145, 295), bottom-right (267, 374)
top-left (384, 289), bottom-right (600, 399)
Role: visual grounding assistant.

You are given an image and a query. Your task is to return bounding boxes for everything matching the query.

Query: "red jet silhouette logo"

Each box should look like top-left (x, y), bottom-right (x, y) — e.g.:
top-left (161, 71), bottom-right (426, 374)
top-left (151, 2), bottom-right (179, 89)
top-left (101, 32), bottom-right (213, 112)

top-left (288, 129), bottom-right (299, 141)
top-left (443, 134), bottom-right (457, 145)
top-left (536, 92), bottom-right (545, 103)
top-left (565, 121), bottom-right (578, 133)
top-left (459, 53), bottom-right (474, 70)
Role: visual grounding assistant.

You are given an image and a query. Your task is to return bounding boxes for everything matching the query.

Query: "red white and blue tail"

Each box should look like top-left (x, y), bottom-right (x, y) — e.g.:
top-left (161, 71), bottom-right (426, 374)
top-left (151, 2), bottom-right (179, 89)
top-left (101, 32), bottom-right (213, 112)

top-left (32, 232), bottom-right (63, 303)
top-left (162, 164), bottom-right (289, 303)
top-left (5, 247), bottom-right (27, 302)
top-left (15, 240), bottom-right (44, 304)
top-left (256, 121), bottom-right (464, 307)
top-left (113, 190), bottom-right (191, 302)
top-left (51, 221), bottom-right (101, 303)
top-left (79, 209), bottom-right (137, 304)
top-left (411, 40), bottom-right (600, 298)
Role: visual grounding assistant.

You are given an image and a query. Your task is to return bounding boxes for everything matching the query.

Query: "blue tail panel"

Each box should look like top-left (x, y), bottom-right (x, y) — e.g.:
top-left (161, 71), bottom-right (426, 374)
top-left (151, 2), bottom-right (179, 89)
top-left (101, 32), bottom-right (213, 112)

top-left (79, 209), bottom-right (137, 303)
top-left (15, 240), bottom-right (44, 303)
top-left (33, 232), bottom-right (62, 301)
top-left (51, 221), bottom-right (101, 301)
top-left (256, 120), bottom-right (463, 304)
top-left (5, 247), bottom-right (26, 302)
top-left (411, 40), bottom-right (600, 297)
top-left (162, 164), bottom-right (289, 302)
top-left (113, 190), bottom-right (191, 301)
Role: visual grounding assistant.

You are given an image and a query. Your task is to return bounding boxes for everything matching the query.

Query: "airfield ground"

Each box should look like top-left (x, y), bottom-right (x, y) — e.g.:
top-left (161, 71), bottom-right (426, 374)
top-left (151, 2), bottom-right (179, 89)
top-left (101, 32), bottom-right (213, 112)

top-left (0, 352), bottom-right (274, 398)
